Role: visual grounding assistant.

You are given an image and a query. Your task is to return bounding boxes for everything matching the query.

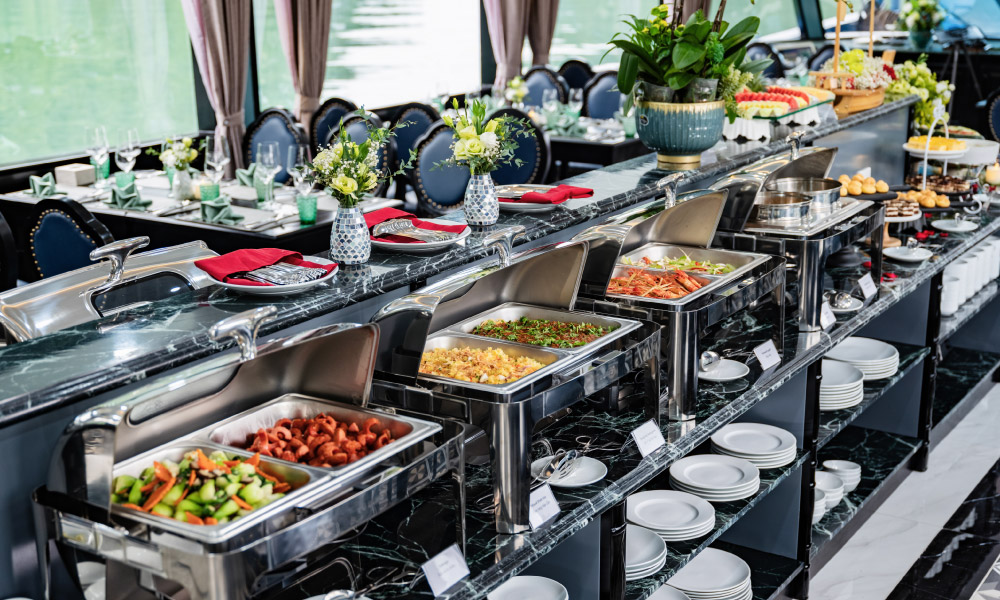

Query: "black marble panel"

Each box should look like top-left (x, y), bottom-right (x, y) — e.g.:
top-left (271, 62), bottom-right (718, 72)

top-left (932, 347), bottom-right (1000, 428)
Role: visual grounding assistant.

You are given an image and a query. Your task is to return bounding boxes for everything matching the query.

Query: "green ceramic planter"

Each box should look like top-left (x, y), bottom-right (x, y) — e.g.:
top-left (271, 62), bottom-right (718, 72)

top-left (635, 99), bottom-right (726, 169)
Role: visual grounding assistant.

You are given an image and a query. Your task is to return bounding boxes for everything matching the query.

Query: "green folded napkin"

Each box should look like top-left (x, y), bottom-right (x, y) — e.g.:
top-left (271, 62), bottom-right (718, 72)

top-left (200, 196), bottom-right (245, 225)
top-left (234, 163), bottom-right (257, 187)
top-left (235, 162), bottom-right (276, 202)
top-left (106, 182), bottom-right (151, 211)
top-left (29, 173), bottom-right (57, 197)
top-left (546, 111), bottom-right (585, 137)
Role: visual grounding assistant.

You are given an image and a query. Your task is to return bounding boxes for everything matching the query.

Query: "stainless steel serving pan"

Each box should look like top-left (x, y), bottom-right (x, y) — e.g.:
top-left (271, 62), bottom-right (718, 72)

top-left (753, 191), bottom-right (812, 223)
top-left (418, 332), bottom-right (565, 394)
top-left (765, 177), bottom-right (843, 215)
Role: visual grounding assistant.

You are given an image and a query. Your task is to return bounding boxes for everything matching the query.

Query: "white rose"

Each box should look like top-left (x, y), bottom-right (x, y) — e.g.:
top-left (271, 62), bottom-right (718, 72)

top-left (172, 142), bottom-right (185, 154)
top-left (480, 131), bottom-right (498, 149)
top-left (162, 150), bottom-right (177, 167)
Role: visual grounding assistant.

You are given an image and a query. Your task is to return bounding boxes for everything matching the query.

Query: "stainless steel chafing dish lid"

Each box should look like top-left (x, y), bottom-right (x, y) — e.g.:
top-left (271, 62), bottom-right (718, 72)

top-left (370, 240), bottom-right (590, 382)
top-left (710, 146), bottom-right (837, 232)
top-left (46, 313), bottom-right (381, 510)
top-left (574, 189), bottom-right (728, 292)
top-left (0, 237), bottom-right (217, 342)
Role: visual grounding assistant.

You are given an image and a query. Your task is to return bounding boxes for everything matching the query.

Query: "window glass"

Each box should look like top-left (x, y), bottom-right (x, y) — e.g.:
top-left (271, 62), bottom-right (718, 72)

top-left (819, 0), bottom-right (899, 32)
top-left (254, 0), bottom-right (482, 110)
top-left (547, 0), bottom-right (659, 69)
top-left (711, 0), bottom-right (802, 42)
top-left (0, 0), bottom-right (198, 167)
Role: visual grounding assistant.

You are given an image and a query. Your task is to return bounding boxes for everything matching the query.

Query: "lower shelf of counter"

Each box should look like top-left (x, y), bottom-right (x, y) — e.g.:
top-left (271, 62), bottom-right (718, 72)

top-left (811, 426), bottom-right (922, 571)
top-left (624, 453), bottom-right (808, 600)
top-left (930, 347), bottom-right (1000, 448)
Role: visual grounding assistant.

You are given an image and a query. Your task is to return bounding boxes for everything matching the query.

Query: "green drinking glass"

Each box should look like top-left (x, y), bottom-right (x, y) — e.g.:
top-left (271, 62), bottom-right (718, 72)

top-left (297, 195), bottom-right (318, 224)
top-left (115, 171), bottom-right (135, 189)
top-left (200, 183), bottom-right (220, 202)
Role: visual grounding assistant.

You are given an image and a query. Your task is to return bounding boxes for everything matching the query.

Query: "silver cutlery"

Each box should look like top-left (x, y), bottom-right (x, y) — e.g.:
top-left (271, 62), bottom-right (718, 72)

top-left (495, 184), bottom-right (554, 198)
top-left (247, 213), bottom-right (301, 232)
top-left (371, 218), bottom-right (457, 242)
top-left (234, 262), bottom-right (328, 285)
top-left (155, 202), bottom-right (199, 217)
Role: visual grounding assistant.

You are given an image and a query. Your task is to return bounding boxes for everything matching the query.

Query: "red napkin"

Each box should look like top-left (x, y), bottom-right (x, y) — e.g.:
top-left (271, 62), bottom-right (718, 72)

top-left (364, 207), bottom-right (468, 244)
top-left (194, 248), bottom-right (336, 287)
top-left (499, 184), bottom-right (594, 204)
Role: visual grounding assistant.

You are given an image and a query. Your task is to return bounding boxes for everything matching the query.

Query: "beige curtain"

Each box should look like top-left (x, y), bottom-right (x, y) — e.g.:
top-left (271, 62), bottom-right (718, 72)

top-left (181, 0), bottom-right (250, 172)
top-left (274, 0), bottom-right (332, 127)
top-left (527, 0), bottom-right (559, 66)
top-left (677, 0), bottom-right (712, 22)
top-left (483, 0), bottom-right (530, 88)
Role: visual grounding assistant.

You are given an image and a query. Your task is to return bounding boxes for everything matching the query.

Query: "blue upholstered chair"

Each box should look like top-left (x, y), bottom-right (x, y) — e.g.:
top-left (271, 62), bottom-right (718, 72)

top-left (335, 114), bottom-right (396, 197)
top-left (488, 108), bottom-right (550, 186)
top-left (985, 91), bottom-right (1000, 142)
top-left (524, 66), bottom-right (568, 106)
top-left (559, 60), bottom-right (595, 91)
top-left (0, 211), bottom-right (16, 292)
top-left (583, 71), bottom-right (622, 119)
top-left (745, 42), bottom-right (785, 79)
top-left (243, 108), bottom-right (307, 183)
top-left (390, 102), bottom-right (440, 198)
top-left (311, 97), bottom-right (358, 153)
top-left (28, 199), bottom-right (113, 279)
top-left (412, 121), bottom-right (470, 216)
top-left (808, 44), bottom-right (842, 73)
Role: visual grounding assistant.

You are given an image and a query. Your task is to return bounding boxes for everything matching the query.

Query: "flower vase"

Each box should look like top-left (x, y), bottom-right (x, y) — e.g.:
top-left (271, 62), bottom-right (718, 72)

top-left (172, 168), bottom-right (194, 201)
top-left (909, 30), bottom-right (932, 50)
top-left (464, 174), bottom-right (499, 226)
top-left (330, 205), bottom-right (371, 264)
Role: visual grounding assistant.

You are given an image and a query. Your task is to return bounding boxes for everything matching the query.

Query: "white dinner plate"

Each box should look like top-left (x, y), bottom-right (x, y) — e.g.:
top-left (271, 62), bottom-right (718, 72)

top-left (498, 200), bottom-right (560, 213)
top-left (902, 143), bottom-right (968, 160)
top-left (487, 576), bottom-right (568, 600)
top-left (626, 554), bottom-right (668, 581)
top-left (932, 219), bottom-right (979, 233)
top-left (711, 423), bottom-right (796, 458)
top-left (214, 256), bottom-right (338, 296)
top-left (649, 586), bottom-right (694, 600)
top-left (670, 455), bottom-right (760, 491)
top-left (370, 219), bottom-right (471, 253)
top-left (626, 525), bottom-right (668, 570)
top-left (698, 359), bottom-right (751, 382)
top-left (884, 246), bottom-right (933, 263)
top-left (827, 337), bottom-right (898, 364)
top-left (627, 490), bottom-right (716, 532)
top-left (668, 548), bottom-right (752, 594)
top-left (711, 447), bottom-right (797, 463)
top-left (531, 456), bottom-right (608, 488)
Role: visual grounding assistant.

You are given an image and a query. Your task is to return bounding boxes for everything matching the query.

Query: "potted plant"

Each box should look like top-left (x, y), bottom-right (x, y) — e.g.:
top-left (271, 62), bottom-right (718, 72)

top-left (437, 99), bottom-right (528, 226)
top-left (899, 0), bottom-right (945, 50)
top-left (310, 113), bottom-right (409, 264)
top-left (609, 2), bottom-right (769, 168)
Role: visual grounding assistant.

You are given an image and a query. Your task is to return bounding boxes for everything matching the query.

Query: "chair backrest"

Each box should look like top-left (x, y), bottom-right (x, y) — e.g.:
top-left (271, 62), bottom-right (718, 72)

top-left (524, 66), bottom-right (569, 106)
top-left (745, 42), bottom-right (785, 79)
top-left (488, 107), bottom-right (550, 186)
top-left (28, 198), bottom-right (113, 279)
top-left (986, 91), bottom-right (1000, 142)
top-left (335, 114), bottom-right (396, 197)
top-left (390, 102), bottom-right (440, 172)
top-left (243, 108), bottom-right (308, 183)
top-left (0, 211), bottom-right (16, 292)
top-left (583, 71), bottom-right (622, 119)
top-left (412, 121), bottom-right (470, 215)
top-left (311, 97), bottom-right (358, 153)
top-left (558, 59), bottom-right (595, 90)
top-left (807, 44), bottom-right (842, 73)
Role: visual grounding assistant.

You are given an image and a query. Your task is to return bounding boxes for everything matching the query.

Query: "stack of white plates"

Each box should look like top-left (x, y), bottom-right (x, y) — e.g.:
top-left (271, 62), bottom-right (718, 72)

top-left (627, 490), bottom-right (716, 541)
top-left (626, 524), bottom-right (669, 581)
top-left (669, 455), bottom-right (760, 503)
top-left (710, 423), bottom-right (797, 469)
top-left (815, 471), bottom-right (845, 509)
top-left (487, 576), bottom-right (568, 600)
top-left (826, 337), bottom-right (899, 381)
top-left (649, 585), bottom-right (693, 600)
top-left (820, 360), bottom-right (865, 411)
top-left (667, 548), bottom-right (753, 600)
top-left (823, 460), bottom-right (861, 492)
top-left (812, 489), bottom-right (827, 524)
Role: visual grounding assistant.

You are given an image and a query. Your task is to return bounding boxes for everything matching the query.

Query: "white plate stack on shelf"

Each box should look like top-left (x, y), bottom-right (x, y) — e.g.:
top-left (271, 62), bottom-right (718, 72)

top-left (487, 576), bottom-right (568, 600)
top-left (666, 548), bottom-right (754, 600)
top-left (819, 359), bottom-right (865, 411)
top-left (649, 585), bottom-right (694, 600)
top-left (823, 460), bottom-right (862, 492)
top-left (627, 490), bottom-right (717, 541)
top-left (826, 337), bottom-right (899, 381)
top-left (625, 524), bottom-right (669, 581)
top-left (669, 455), bottom-right (761, 503)
top-left (815, 471), bottom-right (845, 509)
top-left (812, 489), bottom-right (828, 524)
top-left (710, 423), bottom-right (797, 469)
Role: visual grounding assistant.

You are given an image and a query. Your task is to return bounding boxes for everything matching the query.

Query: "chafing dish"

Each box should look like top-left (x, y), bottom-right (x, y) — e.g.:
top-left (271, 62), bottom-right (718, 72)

top-left (753, 191), bottom-right (812, 224)
top-left (572, 189), bottom-right (786, 422)
top-left (33, 307), bottom-right (464, 600)
top-left (765, 176), bottom-right (843, 215)
top-left (371, 241), bottom-right (660, 534)
top-left (0, 237), bottom-right (217, 343)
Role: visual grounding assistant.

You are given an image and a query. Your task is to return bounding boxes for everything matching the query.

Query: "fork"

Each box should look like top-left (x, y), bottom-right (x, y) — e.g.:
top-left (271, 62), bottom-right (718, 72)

top-left (371, 218), bottom-right (457, 242)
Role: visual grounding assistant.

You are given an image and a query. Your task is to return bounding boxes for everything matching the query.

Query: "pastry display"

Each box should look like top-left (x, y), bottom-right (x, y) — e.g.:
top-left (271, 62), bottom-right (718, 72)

top-left (837, 173), bottom-right (889, 196)
top-left (896, 189), bottom-right (949, 208)
top-left (420, 347), bottom-right (546, 384)
top-left (906, 135), bottom-right (967, 152)
top-left (883, 195), bottom-right (920, 218)
top-left (905, 174), bottom-right (970, 193)
top-left (470, 317), bottom-right (616, 349)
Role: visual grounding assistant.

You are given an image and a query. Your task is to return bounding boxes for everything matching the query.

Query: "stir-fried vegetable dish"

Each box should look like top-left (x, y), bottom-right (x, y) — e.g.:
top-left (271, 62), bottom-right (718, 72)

top-left (470, 317), bottom-right (615, 348)
top-left (621, 254), bottom-right (734, 275)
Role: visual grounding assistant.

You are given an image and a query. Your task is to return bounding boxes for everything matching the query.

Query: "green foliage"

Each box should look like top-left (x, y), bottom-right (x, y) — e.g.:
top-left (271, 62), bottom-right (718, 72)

top-left (434, 99), bottom-right (532, 176)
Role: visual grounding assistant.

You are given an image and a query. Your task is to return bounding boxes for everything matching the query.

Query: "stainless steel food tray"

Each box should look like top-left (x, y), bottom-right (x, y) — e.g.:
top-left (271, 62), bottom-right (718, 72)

top-left (743, 198), bottom-right (873, 237)
top-left (445, 302), bottom-right (641, 355)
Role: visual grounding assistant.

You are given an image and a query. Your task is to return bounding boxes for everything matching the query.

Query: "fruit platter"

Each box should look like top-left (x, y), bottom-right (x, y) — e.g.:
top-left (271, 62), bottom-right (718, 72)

top-left (723, 85), bottom-right (835, 141)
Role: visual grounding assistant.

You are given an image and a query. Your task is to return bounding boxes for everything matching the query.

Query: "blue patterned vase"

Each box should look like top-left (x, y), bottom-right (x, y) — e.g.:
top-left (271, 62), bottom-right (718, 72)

top-left (464, 173), bottom-right (499, 226)
top-left (330, 205), bottom-right (370, 264)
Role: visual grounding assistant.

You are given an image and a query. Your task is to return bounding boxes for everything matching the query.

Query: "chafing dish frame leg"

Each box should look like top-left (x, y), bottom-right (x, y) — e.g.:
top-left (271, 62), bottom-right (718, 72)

top-left (666, 311), bottom-right (700, 421)
top-left (490, 401), bottom-right (534, 535)
top-left (798, 239), bottom-right (826, 332)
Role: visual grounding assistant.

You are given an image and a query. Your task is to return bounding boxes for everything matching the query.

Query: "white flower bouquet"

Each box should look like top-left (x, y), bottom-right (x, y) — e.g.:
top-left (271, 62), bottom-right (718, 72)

top-left (899, 0), bottom-right (945, 32)
top-left (147, 137), bottom-right (203, 171)
top-left (437, 99), bottom-right (528, 176)
top-left (504, 76), bottom-right (528, 104)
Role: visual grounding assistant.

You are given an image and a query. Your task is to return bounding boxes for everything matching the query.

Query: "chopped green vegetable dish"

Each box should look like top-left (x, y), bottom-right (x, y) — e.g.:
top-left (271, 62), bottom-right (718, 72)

top-left (470, 316), bottom-right (616, 348)
top-left (622, 254), bottom-right (735, 275)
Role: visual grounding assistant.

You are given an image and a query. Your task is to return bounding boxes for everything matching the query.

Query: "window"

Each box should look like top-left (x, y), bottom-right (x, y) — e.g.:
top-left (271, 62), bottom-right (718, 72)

top-left (710, 0), bottom-right (802, 42)
top-left (0, 0), bottom-right (198, 167)
top-left (254, 0), bottom-right (482, 111)
top-left (547, 0), bottom-right (659, 69)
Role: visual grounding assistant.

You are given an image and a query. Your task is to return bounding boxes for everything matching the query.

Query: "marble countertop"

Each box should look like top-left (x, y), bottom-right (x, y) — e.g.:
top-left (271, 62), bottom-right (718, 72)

top-left (0, 97), bottom-right (918, 428)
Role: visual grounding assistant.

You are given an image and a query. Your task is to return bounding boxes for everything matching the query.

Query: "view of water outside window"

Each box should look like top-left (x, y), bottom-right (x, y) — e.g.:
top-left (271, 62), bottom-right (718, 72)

top-left (0, 0), bottom-right (198, 167)
top-left (546, 0), bottom-right (659, 69)
top-left (711, 0), bottom-right (802, 41)
top-left (254, 0), bottom-right (481, 112)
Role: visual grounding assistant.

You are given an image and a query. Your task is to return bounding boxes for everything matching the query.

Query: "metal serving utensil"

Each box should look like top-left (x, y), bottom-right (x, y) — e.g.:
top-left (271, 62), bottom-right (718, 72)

top-left (699, 350), bottom-right (721, 372)
top-left (831, 291), bottom-right (855, 309)
top-left (371, 218), bottom-right (458, 242)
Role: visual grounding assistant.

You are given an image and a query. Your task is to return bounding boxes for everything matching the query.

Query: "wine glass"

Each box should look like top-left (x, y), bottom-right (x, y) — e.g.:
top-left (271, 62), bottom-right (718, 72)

top-left (567, 89), bottom-right (584, 117)
top-left (542, 88), bottom-right (561, 114)
top-left (286, 144), bottom-right (312, 197)
top-left (256, 141), bottom-right (281, 209)
top-left (204, 134), bottom-right (231, 184)
top-left (114, 129), bottom-right (140, 173)
top-left (85, 126), bottom-right (110, 188)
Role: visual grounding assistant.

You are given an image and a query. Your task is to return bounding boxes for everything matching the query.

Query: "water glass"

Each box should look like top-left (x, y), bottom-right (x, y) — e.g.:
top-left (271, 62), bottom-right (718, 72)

top-left (85, 126), bottom-right (110, 187)
top-left (286, 144), bottom-right (312, 196)
top-left (256, 141), bottom-right (281, 208)
top-left (297, 195), bottom-right (318, 224)
top-left (542, 88), bottom-right (561, 114)
top-left (115, 129), bottom-right (141, 174)
top-left (205, 134), bottom-right (231, 184)
top-left (567, 89), bottom-right (583, 117)
top-left (114, 171), bottom-right (135, 189)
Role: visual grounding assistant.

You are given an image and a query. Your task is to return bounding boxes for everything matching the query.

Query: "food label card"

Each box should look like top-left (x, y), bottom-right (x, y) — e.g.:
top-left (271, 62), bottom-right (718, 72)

top-left (422, 544), bottom-right (470, 597)
top-left (859, 273), bottom-right (878, 299)
top-left (754, 339), bottom-right (781, 371)
top-left (632, 420), bottom-right (667, 458)
top-left (820, 302), bottom-right (836, 329)
top-left (529, 483), bottom-right (560, 529)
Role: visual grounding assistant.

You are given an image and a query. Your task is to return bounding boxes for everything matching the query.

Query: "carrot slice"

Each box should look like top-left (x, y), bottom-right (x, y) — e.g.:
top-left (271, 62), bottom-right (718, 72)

top-left (195, 449), bottom-right (218, 471)
top-left (141, 476), bottom-right (176, 512)
top-left (246, 452), bottom-right (261, 467)
top-left (187, 470), bottom-right (197, 487)
top-left (204, 517), bottom-right (218, 525)
top-left (121, 503), bottom-right (143, 511)
top-left (173, 487), bottom-right (190, 507)
top-left (185, 511), bottom-right (204, 525)
top-left (273, 482), bottom-right (291, 493)
top-left (223, 460), bottom-right (241, 467)
top-left (139, 481), bottom-right (157, 493)
top-left (254, 465), bottom-right (279, 484)
top-left (231, 495), bottom-right (253, 511)
top-left (153, 461), bottom-right (172, 481)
